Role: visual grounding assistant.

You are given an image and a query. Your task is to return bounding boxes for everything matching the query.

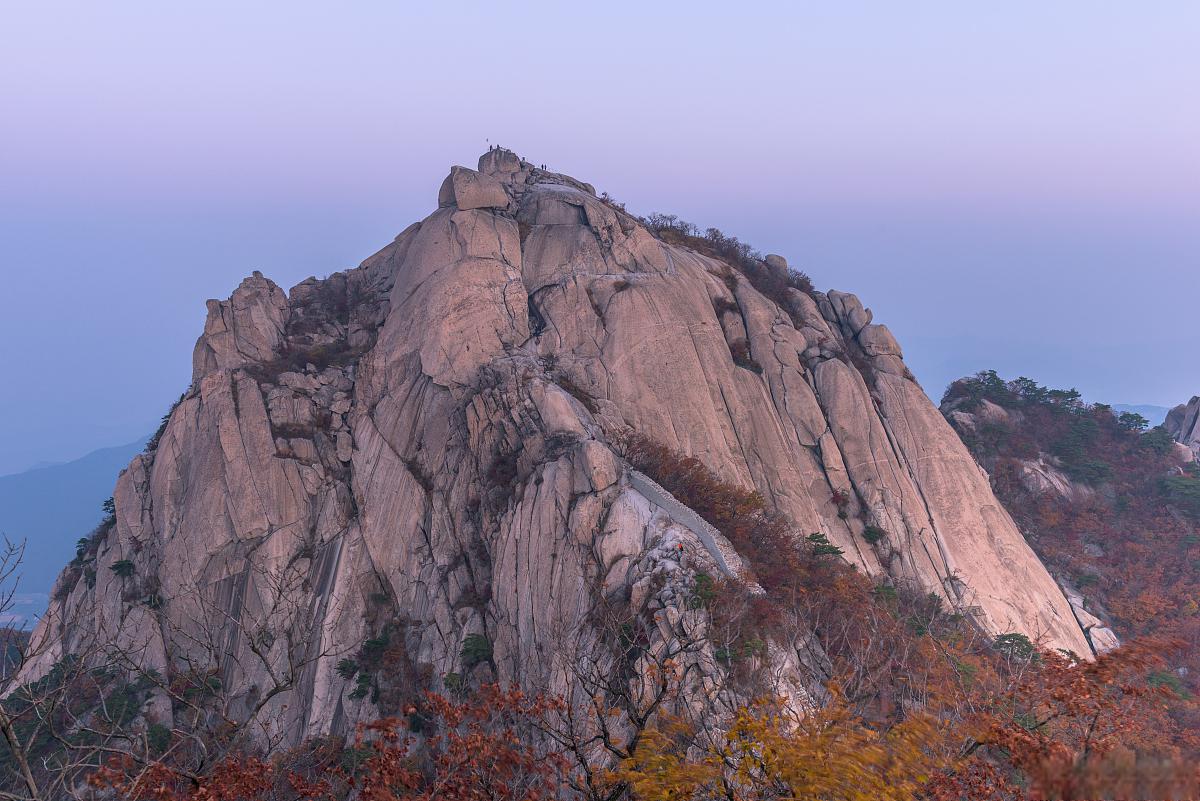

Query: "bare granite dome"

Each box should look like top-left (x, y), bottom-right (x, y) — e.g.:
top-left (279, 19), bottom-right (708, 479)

top-left (23, 149), bottom-right (1094, 747)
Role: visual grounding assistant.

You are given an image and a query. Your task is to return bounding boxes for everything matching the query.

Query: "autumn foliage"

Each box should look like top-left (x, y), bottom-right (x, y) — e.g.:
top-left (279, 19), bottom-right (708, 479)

top-left (944, 371), bottom-right (1200, 751)
top-left (78, 419), bottom-right (1200, 801)
top-left (88, 649), bottom-right (1198, 800)
top-left (984, 639), bottom-right (1195, 799)
top-left (616, 693), bottom-right (943, 801)
top-left (617, 431), bottom-right (1195, 799)
top-left (89, 686), bottom-right (568, 801)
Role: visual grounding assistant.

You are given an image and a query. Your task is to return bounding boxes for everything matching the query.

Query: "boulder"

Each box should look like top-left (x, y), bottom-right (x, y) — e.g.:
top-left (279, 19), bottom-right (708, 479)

top-left (478, 147), bottom-right (523, 176)
top-left (1165, 396), bottom-right (1200, 460)
top-left (976, 399), bottom-right (1010, 424)
top-left (1019, 456), bottom-right (1092, 501)
top-left (825, 290), bottom-right (873, 335)
top-left (857, 324), bottom-right (902, 357)
top-left (438, 166), bottom-right (510, 210)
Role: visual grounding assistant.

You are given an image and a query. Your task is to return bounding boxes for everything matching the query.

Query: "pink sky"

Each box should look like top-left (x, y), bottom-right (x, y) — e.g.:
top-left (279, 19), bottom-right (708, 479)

top-left (1, 1), bottom-right (1198, 473)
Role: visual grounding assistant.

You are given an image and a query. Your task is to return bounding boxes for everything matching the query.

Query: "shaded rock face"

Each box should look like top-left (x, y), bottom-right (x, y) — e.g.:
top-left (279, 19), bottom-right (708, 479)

top-left (26, 149), bottom-right (1092, 746)
top-left (1166, 397), bottom-right (1200, 461)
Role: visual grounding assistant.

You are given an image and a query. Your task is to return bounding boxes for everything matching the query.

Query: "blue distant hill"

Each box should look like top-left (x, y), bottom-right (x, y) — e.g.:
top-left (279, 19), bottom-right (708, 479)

top-left (1111, 404), bottom-right (1171, 427)
top-left (0, 436), bottom-right (147, 622)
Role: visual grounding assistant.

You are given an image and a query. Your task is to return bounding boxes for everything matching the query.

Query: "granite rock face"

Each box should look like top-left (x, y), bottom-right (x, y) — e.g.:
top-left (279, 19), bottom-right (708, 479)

top-left (1166, 396), bottom-right (1200, 461)
top-left (24, 149), bottom-right (1094, 747)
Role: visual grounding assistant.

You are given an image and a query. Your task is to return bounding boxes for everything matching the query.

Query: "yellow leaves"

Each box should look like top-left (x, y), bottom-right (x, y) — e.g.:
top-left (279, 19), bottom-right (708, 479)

top-left (612, 696), bottom-right (953, 801)
top-left (725, 699), bottom-right (944, 801)
top-left (612, 722), bottom-right (720, 801)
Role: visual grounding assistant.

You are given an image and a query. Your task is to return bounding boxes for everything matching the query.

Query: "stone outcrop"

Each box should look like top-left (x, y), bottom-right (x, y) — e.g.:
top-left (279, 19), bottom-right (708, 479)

top-left (23, 149), bottom-right (1095, 748)
top-left (1061, 581), bottom-right (1120, 655)
top-left (438, 165), bottom-right (510, 211)
top-left (1019, 455), bottom-right (1094, 502)
top-left (1166, 396), bottom-right (1200, 461)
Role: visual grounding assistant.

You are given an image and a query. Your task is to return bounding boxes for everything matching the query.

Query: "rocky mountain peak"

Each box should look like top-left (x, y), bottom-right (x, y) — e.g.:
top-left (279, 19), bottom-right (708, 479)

top-left (24, 150), bottom-right (1096, 750)
top-left (191, 270), bottom-right (289, 382)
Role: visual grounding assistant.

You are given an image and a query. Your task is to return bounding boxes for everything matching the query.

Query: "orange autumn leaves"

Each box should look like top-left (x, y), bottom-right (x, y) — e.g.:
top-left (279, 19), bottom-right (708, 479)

top-left (90, 687), bottom-right (569, 801)
top-left (90, 652), bottom-right (1197, 801)
top-left (611, 639), bottom-right (1196, 801)
top-left (977, 639), bottom-right (1197, 800)
top-left (87, 426), bottom-right (1199, 800)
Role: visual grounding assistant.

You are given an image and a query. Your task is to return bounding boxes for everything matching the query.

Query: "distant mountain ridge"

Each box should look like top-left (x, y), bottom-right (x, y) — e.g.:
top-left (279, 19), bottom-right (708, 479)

top-left (0, 436), bottom-right (148, 618)
top-left (1111, 403), bottom-right (1171, 427)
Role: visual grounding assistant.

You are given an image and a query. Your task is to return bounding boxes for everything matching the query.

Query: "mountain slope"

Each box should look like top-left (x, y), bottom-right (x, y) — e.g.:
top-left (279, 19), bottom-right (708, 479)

top-left (942, 371), bottom-right (1200, 738)
top-left (23, 150), bottom-right (1092, 749)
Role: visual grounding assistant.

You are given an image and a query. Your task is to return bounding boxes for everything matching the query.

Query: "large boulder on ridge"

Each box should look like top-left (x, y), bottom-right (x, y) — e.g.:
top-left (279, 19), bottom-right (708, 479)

top-left (438, 165), bottom-right (510, 210)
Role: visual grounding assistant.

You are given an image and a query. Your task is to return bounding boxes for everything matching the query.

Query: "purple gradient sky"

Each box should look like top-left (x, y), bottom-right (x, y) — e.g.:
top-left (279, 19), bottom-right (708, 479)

top-left (1, 2), bottom-right (1198, 474)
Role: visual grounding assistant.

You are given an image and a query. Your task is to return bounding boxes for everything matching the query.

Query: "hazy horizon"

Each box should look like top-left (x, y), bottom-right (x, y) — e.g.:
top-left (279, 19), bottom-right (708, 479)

top-left (2, 2), bottom-right (1198, 474)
